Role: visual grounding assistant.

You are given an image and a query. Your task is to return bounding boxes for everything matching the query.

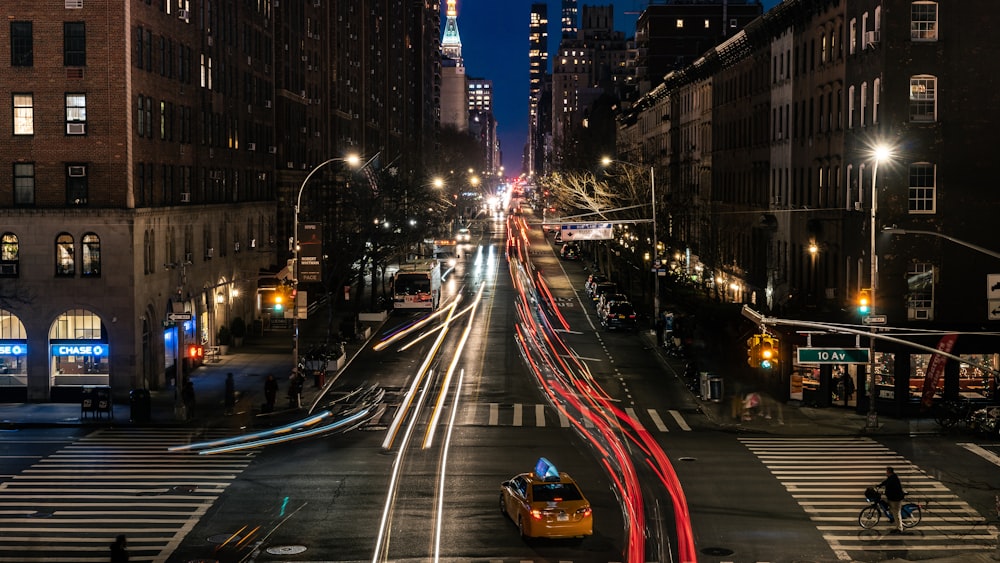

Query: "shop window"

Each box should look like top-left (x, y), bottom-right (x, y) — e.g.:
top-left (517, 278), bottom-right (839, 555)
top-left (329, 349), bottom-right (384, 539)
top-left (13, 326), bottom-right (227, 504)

top-left (56, 233), bottom-right (75, 276)
top-left (0, 309), bottom-right (28, 387)
top-left (959, 355), bottom-right (998, 401)
top-left (1, 233), bottom-right (18, 277)
top-left (13, 162), bottom-right (34, 206)
top-left (82, 233), bottom-right (100, 277)
top-left (49, 308), bottom-right (109, 388)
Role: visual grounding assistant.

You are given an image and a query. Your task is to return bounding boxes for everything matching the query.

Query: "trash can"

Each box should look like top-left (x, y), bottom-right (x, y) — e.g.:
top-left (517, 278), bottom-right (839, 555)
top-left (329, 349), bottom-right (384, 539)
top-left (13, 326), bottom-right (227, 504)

top-left (130, 389), bottom-right (151, 423)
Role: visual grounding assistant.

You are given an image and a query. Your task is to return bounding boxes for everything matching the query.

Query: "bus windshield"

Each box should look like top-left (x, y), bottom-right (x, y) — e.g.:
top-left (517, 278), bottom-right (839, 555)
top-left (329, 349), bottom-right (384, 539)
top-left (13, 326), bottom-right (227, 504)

top-left (394, 273), bottom-right (430, 295)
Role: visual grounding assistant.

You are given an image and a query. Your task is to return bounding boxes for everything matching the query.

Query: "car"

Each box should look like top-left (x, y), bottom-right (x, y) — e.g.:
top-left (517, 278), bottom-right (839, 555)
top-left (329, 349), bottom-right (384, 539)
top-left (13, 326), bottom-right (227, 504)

top-left (456, 228), bottom-right (471, 242)
top-left (553, 231), bottom-right (563, 243)
top-left (596, 292), bottom-right (629, 315)
top-left (499, 457), bottom-right (593, 540)
top-left (600, 301), bottom-right (638, 331)
top-left (590, 281), bottom-right (618, 304)
top-left (584, 274), bottom-right (608, 296)
top-left (434, 251), bottom-right (458, 268)
top-left (559, 243), bottom-right (580, 260)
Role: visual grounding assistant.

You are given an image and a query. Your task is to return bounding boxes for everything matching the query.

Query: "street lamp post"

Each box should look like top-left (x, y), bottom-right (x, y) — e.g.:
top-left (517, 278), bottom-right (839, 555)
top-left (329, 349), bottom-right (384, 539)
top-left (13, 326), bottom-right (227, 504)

top-left (882, 228), bottom-right (1000, 260)
top-left (292, 154), bottom-right (360, 371)
top-left (867, 145), bottom-right (891, 430)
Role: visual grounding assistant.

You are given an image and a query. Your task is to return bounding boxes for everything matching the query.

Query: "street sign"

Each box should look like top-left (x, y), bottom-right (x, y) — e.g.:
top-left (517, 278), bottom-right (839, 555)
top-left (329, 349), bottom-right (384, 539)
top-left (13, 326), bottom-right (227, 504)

top-left (862, 314), bottom-right (887, 325)
top-left (797, 347), bottom-right (870, 364)
top-left (167, 312), bottom-right (192, 322)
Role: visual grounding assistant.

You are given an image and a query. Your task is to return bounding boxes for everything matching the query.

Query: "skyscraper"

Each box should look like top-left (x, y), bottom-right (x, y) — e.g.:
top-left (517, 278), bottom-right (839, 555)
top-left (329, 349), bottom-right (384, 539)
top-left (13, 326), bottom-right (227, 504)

top-left (528, 3), bottom-right (550, 176)
top-left (562, 0), bottom-right (578, 40)
top-left (440, 0), bottom-right (468, 130)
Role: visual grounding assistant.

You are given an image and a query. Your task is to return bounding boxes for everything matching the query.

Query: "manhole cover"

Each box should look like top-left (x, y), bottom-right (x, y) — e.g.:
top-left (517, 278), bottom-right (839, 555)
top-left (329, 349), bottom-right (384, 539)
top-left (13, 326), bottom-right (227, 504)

top-left (678, 456), bottom-right (697, 462)
top-left (266, 545), bottom-right (308, 555)
top-left (701, 547), bottom-right (734, 556)
top-left (207, 534), bottom-right (240, 544)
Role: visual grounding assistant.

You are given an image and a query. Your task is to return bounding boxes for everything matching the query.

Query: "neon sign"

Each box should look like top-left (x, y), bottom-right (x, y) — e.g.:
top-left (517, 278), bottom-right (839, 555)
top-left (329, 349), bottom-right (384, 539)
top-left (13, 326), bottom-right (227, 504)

top-left (50, 344), bottom-right (109, 357)
top-left (0, 344), bottom-right (27, 356)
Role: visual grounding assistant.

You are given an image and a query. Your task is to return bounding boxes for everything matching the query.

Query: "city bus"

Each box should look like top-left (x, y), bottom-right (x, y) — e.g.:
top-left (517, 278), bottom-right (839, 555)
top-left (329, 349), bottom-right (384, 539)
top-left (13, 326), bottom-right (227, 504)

top-left (391, 260), bottom-right (442, 311)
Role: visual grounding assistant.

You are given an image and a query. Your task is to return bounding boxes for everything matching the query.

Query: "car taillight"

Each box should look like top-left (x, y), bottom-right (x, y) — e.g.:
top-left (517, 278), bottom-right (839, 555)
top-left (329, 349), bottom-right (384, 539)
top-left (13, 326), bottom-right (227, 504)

top-left (628, 314), bottom-right (636, 319)
top-left (530, 509), bottom-right (544, 520)
top-left (576, 507), bottom-right (592, 517)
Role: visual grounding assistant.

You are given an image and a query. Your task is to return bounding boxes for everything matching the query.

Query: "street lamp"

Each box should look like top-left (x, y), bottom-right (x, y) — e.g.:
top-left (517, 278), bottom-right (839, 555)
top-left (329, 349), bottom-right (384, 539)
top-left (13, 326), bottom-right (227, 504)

top-left (600, 156), bottom-right (659, 322)
top-left (866, 144), bottom-right (892, 430)
top-left (882, 228), bottom-right (1000, 260)
top-left (292, 153), bottom-right (361, 370)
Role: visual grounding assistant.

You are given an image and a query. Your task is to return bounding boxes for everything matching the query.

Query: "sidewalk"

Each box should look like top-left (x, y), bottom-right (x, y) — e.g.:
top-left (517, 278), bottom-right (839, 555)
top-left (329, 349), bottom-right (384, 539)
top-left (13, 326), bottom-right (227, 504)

top-left (0, 308), bottom-right (385, 430)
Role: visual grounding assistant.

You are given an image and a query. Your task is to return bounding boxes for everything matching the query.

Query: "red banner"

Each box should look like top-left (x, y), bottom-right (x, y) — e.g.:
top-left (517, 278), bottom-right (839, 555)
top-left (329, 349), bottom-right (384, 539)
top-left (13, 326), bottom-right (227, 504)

top-left (921, 334), bottom-right (958, 408)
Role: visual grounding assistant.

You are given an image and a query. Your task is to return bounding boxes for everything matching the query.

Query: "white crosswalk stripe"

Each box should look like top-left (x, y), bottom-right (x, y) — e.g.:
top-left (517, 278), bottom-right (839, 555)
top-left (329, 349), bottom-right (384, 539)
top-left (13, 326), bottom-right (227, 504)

top-left (740, 437), bottom-right (998, 558)
top-left (0, 428), bottom-right (253, 562)
top-left (444, 403), bottom-right (693, 431)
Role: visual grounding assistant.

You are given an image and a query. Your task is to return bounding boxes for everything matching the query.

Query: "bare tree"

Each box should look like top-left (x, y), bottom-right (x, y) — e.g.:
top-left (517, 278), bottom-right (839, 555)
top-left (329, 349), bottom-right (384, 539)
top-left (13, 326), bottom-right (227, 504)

top-left (543, 164), bottom-right (651, 225)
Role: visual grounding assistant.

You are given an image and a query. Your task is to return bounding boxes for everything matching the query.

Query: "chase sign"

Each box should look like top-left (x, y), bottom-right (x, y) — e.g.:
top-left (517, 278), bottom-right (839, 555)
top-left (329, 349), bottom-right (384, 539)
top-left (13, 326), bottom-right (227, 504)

top-left (50, 344), bottom-right (109, 357)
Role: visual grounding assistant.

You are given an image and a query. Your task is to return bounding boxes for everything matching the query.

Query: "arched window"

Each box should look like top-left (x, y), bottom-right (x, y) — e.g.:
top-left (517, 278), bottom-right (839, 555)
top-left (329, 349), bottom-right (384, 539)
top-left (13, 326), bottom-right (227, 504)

top-left (873, 77), bottom-right (881, 123)
top-left (82, 233), bottom-right (101, 277)
top-left (1, 233), bottom-right (18, 276)
top-left (860, 82), bottom-right (868, 126)
top-left (55, 233), bottom-right (75, 276)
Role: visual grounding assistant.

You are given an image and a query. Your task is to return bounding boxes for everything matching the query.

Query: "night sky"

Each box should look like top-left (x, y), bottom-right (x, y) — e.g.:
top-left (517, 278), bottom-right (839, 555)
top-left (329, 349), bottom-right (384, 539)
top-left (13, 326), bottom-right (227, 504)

top-left (450, 0), bottom-right (781, 176)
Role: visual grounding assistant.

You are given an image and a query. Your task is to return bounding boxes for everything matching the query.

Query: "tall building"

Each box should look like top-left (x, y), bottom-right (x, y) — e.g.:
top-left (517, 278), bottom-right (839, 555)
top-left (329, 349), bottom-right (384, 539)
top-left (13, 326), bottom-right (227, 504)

top-left (440, 0), bottom-right (468, 130)
top-left (562, 0), bottom-right (579, 40)
top-left (0, 0), bottom-right (441, 404)
top-left (528, 3), bottom-right (550, 177)
top-left (468, 78), bottom-right (500, 175)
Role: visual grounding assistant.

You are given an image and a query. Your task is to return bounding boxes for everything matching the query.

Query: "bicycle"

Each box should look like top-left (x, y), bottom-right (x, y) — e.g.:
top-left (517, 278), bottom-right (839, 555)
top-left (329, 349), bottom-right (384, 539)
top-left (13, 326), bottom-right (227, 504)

top-left (858, 487), bottom-right (922, 529)
top-left (933, 398), bottom-right (974, 430)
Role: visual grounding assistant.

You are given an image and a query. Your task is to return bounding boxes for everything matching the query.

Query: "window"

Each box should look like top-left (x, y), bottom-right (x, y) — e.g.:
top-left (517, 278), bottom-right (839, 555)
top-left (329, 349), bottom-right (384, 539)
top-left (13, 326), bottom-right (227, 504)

top-left (909, 75), bottom-right (937, 122)
top-left (56, 234), bottom-right (75, 276)
top-left (860, 82), bottom-right (868, 126)
top-left (137, 95), bottom-right (145, 136)
top-left (66, 94), bottom-right (87, 134)
top-left (908, 162), bottom-right (936, 213)
top-left (66, 163), bottom-right (88, 206)
top-left (13, 94), bottom-right (33, 135)
top-left (13, 163), bottom-right (34, 205)
top-left (82, 233), bottom-right (101, 276)
top-left (676, 19), bottom-right (684, 29)
top-left (849, 18), bottom-right (857, 54)
top-left (1, 233), bottom-right (18, 277)
top-left (911, 2), bottom-right (938, 41)
top-left (873, 77), bottom-right (881, 123)
top-left (847, 85), bottom-right (855, 128)
top-left (64, 22), bottom-right (86, 66)
top-left (907, 263), bottom-right (934, 320)
top-left (11, 22), bottom-right (32, 66)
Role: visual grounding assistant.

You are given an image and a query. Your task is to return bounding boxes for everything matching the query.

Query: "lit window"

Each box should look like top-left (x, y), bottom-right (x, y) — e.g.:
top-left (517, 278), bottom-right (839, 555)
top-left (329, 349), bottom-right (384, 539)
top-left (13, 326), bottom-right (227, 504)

top-left (676, 19), bottom-right (684, 28)
top-left (909, 75), bottom-right (936, 122)
top-left (13, 94), bottom-right (33, 135)
top-left (56, 234), bottom-right (75, 276)
top-left (66, 93), bottom-right (87, 134)
top-left (82, 233), bottom-right (101, 277)
top-left (911, 2), bottom-right (938, 41)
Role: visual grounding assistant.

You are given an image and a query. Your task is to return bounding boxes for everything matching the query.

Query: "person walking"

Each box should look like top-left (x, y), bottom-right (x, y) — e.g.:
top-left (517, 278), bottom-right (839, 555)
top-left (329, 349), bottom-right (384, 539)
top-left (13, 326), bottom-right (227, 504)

top-left (180, 379), bottom-right (196, 420)
top-left (879, 466), bottom-right (906, 532)
top-left (264, 374), bottom-right (278, 413)
top-left (224, 373), bottom-right (236, 415)
top-left (109, 533), bottom-right (128, 562)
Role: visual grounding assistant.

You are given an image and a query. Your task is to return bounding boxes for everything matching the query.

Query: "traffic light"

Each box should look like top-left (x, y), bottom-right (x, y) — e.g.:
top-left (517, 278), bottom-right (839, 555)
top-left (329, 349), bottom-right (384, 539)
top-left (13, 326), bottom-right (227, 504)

top-left (746, 335), bottom-right (760, 367)
top-left (857, 289), bottom-right (872, 315)
top-left (758, 336), bottom-right (778, 369)
top-left (273, 291), bottom-right (284, 313)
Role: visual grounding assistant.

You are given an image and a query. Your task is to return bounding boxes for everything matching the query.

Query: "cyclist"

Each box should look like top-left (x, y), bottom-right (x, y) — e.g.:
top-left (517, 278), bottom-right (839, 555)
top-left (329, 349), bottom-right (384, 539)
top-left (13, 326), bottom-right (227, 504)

top-left (879, 466), bottom-right (906, 533)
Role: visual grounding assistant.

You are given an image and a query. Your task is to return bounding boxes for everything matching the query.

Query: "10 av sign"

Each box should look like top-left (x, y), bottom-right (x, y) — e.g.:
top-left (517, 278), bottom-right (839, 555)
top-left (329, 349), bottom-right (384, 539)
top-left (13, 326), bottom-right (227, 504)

top-left (797, 347), bottom-right (870, 364)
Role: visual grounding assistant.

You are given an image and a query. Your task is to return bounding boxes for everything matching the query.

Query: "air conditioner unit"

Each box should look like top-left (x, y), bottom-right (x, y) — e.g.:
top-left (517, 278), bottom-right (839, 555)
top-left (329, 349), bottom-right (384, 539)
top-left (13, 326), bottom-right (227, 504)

top-left (67, 122), bottom-right (86, 135)
top-left (205, 247), bottom-right (214, 259)
top-left (300, 126), bottom-right (308, 133)
top-left (0, 264), bottom-right (18, 275)
top-left (184, 252), bottom-right (193, 263)
top-left (301, 55), bottom-right (308, 62)
top-left (908, 307), bottom-right (932, 320)
top-left (178, 9), bottom-right (190, 21)
top-left (313, 131), bottom-right (320, 137)
top-left (287, 161), bottom-right (294, 168)
top-left (268, 146), bottom-right (277, 154)
top-left (247, 142), bottom-right (256, 151)
top-left (265, 100), bottom-right (272, 108)
top-left (180, 192), bottom-right (191, 202)
top-left (68, 165), bottom-right (86, 177)
top-left (866, 30), bottom-right (880, 46)
top-left (853, 201), bottom-right (863, 211)
top-left (206, 35), bottom-right (213, 47)
top-left (312, 0), bottom-right (320, 6)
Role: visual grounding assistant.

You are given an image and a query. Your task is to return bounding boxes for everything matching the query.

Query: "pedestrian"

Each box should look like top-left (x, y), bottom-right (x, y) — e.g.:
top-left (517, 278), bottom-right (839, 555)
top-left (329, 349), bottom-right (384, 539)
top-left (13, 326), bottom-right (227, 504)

top-left (224, 373), bottom-right (236, 415)
top-left (109, 533), bottom-right (128, 562)
top-left (654, 314), bottom-right (665, 346)
top-left (879, 466), bottom-right (906, 532)
top-left (264, 374), bottom-right (278, 413)
top-left (288, 371), bottom-right (303, 408)
top-left (180, 378), bottom-right (195, 420)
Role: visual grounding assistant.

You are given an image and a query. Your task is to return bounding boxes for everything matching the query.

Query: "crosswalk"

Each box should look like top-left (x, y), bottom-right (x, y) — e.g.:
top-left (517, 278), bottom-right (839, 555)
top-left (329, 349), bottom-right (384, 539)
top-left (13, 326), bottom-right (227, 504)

top-left (0, 428), bottom-right (253, 562)
top-left (373, 401), bottom-right (697, 432)
top-left (740, 437), bottom-right (998, 559)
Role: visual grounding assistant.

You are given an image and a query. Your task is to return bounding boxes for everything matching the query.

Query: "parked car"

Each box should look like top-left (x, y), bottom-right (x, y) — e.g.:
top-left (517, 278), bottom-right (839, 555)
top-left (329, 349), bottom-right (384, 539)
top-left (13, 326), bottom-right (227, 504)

top-left (560, 243), bottom-right (580, 260)
top-left (590, 281), bottom-right (618, 304)
top-left (600, 301), bottom-right (638, 331)
top-left (499, 457), bottom-right (593, 540)
top-left (596, 293), bottom-right (629, 316)
top-left (584, 274), bottom-right (608, 296)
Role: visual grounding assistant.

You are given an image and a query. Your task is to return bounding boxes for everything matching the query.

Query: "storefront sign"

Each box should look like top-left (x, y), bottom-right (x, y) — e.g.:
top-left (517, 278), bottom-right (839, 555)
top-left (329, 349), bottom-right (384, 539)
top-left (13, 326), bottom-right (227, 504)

top-left (0, 343), bottom-right (27, 356)
top-left (921, 333), bottom-right (958, 408)
top-left (50, 344), bottom-right (109, 357)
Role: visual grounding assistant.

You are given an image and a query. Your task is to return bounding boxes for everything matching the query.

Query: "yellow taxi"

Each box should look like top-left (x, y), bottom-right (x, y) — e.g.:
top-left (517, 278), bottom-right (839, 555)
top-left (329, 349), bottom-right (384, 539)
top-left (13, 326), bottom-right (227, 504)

top-left (499, 457), bottom-right (593, 540)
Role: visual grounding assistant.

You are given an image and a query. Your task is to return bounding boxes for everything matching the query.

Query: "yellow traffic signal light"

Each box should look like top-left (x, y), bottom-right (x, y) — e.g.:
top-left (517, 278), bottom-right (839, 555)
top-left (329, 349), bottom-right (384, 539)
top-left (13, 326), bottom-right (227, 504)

top-left (758, 335), bottom-right (778, 369)
top-left (857, 289), bottom-right (871, 315)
